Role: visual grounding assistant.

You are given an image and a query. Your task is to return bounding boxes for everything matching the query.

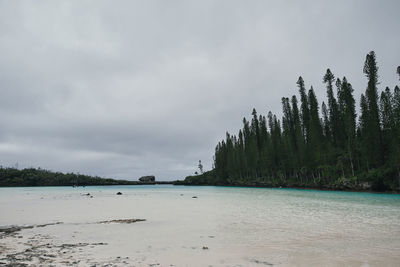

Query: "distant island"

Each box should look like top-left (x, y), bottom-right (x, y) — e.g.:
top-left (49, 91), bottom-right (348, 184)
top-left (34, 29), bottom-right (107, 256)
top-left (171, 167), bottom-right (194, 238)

top-left (179, 51), bottom-right (400, 193)
top-left (0, 167), bottom-right (173, 187)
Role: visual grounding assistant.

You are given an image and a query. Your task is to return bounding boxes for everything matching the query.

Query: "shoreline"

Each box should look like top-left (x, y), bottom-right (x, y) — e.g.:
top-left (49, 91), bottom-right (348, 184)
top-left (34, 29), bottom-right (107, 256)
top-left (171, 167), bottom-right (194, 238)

top-left (0, 181), bottom-right (176, 188)
top-left (172, 182), bottom-right (400, 194)
top-left (1, 182), bottom-right (399, 194)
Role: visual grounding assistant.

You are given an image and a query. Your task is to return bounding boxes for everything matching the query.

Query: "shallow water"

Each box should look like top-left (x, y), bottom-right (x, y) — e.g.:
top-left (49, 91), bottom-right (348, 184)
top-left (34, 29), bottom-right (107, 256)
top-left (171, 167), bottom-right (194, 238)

top-left (0, 185), bottom-right (399, 266)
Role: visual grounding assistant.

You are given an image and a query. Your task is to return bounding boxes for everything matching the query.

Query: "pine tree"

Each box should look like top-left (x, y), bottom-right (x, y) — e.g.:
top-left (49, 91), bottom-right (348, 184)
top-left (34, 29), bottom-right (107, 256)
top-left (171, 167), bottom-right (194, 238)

top-left (319, 100), bottom-right (335, 181)
top-left (282, 97), bottom-right (296, 173)
top-left (392, 86), bottom-right (400, 183)
top-left (225, 132), bottom-right (235, 180)
top-left (308, 87), bottom-right (323, 168)
top-left (323, 69), bottom-right (341, 147)
top-left (267, 112), bottom-right (277, 173)
top-left (363, 51), bottom-right (383, 167)
top-left (336, 77), bottom-right (346, 146)
top-left (297, 77), bottom-right (310, 142)
top-left (238, 129), bottom-right (246, 179)
top-left (380, 87), bottom-right (394, 131)
top-left (291, 95), bottom-right (305, 174)
top-left (394, 86), bottom-right (400, 126)
top-left (258, 115), bottom-right (269, 178)
top-left (242, 118), bottom-right (251, 179)
top-left (339, 77), bottom-right (357, 176)
top-left (321, 102), bottom-right (330, 141)
top-left (251, 108), bottom-right (261, 151)
top-left (359, 94), bottom-right (369, 170)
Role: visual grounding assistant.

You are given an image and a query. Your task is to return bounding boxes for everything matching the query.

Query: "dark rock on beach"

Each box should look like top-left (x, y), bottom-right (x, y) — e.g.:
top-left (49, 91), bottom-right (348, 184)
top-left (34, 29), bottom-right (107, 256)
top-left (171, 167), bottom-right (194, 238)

top-left (138, 175), bottom-right (155, 182)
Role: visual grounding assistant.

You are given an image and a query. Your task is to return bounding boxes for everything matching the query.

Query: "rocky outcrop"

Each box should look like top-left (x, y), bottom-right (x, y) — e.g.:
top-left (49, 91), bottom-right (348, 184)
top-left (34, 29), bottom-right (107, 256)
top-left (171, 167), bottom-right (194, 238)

top-left (139, 175), bottom-right (155, 182)
top-left (359, 182), bottom-right (372, 190)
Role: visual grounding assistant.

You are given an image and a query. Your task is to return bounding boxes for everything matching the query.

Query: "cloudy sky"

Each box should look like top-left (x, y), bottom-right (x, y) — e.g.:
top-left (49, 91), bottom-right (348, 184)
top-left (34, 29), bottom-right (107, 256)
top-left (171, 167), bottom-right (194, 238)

top-left (0, 1), bottom-right (399, 180)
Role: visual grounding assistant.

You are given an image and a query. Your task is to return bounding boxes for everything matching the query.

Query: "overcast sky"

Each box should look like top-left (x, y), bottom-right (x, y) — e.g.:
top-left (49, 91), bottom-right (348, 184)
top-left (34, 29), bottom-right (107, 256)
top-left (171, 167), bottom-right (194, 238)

top-left (0, 1), bottom-right (399, 180)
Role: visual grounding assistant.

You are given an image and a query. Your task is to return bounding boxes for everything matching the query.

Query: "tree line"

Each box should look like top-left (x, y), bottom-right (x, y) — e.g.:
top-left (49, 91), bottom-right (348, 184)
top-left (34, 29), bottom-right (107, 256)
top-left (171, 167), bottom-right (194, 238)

top-left (0, 167), bottom-right (151, 186)
top-left (185, 52), bottom-right (400, 191)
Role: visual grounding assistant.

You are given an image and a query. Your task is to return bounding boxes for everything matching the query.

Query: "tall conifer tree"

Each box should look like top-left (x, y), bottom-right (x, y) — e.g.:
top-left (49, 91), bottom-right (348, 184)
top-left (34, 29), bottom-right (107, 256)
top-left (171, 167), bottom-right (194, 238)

top-left (297, 77), bottom-right (310, 142)
top-left (363, 51), bottom-right (383, 166)
top-left (308, 87), bottom-right (323, 167)
top-left (323, 69), bottom-right (341, 147)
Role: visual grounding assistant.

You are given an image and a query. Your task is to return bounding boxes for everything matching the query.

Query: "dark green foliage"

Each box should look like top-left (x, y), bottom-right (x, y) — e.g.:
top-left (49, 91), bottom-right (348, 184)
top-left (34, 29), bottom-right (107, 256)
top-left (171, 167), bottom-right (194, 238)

top-left (297, 77), bottom-right (310, 142)
top-left (362, 51), bottom-right (383, 167)
top-left (183, 51), bottom-right (400, 192)
top-left (0, 167), bottom-right (144, 187)
top-left (307, 87), bottom-right (323, 167)
top-left (338, 77), bottom-right (357, 176)
top-left (181, 170), bottom-right (216, 185)
top-left (323, 69), bottom-right (342, 147)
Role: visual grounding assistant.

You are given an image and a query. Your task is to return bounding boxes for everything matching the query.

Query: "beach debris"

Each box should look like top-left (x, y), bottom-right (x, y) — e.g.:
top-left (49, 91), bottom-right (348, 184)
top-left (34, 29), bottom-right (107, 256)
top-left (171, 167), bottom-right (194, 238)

top-left (0, 225), bottom-right (33, 236)
top-left (202, 246), bottom-right (208, 250)
top-left (250, 259), bottom-right (274, 266)
top-left (2, 241), bottom-right (109, 266)
top-left (98, 219), bottom-right (146, 224)
top-left (36, 222), bottom-right (63, 228)
top-left (0, 222), bottom-right (63, 238)
top-left (192, 196), bottom-right (198, 198)
top-left (116, 192), bottom-right (122, 195)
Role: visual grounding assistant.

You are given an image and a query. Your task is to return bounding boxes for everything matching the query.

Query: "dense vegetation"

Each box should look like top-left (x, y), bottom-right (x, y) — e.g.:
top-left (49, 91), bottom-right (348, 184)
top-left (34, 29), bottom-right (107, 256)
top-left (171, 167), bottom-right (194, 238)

top-left (184, 52), bottom-right (400, 192)
top-left (0, 167), bottom-right (148, 186)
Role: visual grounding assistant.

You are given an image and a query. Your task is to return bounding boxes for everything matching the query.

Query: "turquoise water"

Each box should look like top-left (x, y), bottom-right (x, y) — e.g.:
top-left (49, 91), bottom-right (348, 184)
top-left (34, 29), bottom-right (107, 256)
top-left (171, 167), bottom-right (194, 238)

top-left (2, 184), bottom-right (399, 201)
top-left (1, 185), bottom-right (399, 266)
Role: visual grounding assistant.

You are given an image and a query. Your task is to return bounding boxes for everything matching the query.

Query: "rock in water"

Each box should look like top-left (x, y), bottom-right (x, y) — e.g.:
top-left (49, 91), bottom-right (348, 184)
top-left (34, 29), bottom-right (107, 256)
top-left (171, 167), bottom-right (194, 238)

top-left (138, 175), bottom-right (155, 182)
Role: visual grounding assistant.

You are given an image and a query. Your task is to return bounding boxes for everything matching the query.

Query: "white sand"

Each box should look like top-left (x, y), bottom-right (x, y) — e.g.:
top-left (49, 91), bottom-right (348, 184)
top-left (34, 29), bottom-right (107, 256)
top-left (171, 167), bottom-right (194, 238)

top-left (1, 185), bottom-right (400, 266)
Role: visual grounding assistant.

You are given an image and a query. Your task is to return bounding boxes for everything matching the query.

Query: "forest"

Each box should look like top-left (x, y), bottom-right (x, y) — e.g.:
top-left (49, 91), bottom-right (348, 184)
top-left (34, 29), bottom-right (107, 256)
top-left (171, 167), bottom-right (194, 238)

top-left (183, 52), bottom-right (400, 192)
top-left (0, 167), bottom-right (148, 186)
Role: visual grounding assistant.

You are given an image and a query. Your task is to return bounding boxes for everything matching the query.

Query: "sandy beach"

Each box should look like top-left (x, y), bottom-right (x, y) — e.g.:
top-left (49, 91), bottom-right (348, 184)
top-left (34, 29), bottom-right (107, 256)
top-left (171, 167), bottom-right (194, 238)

top-left (1, 185), bottom-right (400, 266)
